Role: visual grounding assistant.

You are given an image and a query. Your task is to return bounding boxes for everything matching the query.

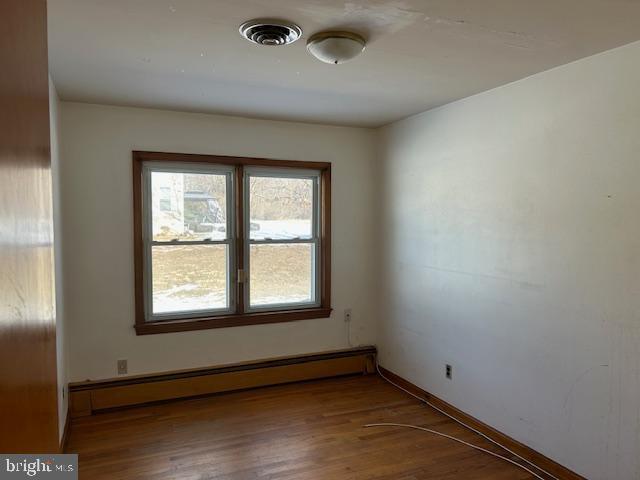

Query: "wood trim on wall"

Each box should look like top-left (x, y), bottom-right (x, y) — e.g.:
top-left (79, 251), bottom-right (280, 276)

top-left (132, 155), bottom-right (145, 328)
top-left (59, 406), bottom-right (70, 453)
top-left (69, 347), bottom-right (376, 417)
top-left (135, 307), bottom-right (332, 335)
top-left (320, 165), bottom-right (331, 308)
top-left (134, 150), bottom-right (332, 171)
top-left (132, 151), bottom-right (332, 335)
top-left (378, 366), bottom-right (586, 480)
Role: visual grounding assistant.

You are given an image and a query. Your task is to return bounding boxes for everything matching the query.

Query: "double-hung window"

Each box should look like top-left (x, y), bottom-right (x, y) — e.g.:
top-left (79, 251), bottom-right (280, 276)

top-left (133, 151), bottom-right (331, 335)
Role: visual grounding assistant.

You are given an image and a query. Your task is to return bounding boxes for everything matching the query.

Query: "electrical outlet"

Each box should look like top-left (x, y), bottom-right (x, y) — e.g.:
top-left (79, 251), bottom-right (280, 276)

top-left (344, 308), bottom-right (352, 322)
top-left (445, 364), bottom-right (452, 380)
top-left (117, 359), bottom-right (128, 375)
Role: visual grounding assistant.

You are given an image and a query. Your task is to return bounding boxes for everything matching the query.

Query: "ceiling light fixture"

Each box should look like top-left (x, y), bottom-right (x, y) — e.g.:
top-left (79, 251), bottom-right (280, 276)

top-left (239, 19), bottom-right (302, 46)
top-left (306, 31), bottom-right (366, 64)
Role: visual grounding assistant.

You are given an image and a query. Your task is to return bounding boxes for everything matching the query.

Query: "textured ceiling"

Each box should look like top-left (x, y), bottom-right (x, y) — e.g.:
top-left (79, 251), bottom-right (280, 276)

top-left (48, 0), bottom-right (640, 127)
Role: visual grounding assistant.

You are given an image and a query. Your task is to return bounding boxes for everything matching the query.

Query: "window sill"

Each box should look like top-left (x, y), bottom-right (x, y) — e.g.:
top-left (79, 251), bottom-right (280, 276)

top-left (135, 307), bottom-right (333, 335)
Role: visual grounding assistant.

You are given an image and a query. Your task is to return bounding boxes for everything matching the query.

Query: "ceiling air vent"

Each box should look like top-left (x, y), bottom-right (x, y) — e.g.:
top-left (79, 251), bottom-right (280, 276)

top-left (239, 19), bottom-right (302, 46)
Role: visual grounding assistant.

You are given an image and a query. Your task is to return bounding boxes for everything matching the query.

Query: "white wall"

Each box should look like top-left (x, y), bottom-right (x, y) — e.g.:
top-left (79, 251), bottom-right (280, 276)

top-left (377, 41), bottom-right (640, 480)
top-left (49, 78), bottom-right (67, 442)
top-left (60, 103), bottom-right (377, 382)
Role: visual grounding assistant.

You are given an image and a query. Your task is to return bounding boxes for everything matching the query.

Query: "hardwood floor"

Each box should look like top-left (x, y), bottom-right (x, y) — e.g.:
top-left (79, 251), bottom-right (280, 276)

top-left (66, 375), bottom-right (543, 479)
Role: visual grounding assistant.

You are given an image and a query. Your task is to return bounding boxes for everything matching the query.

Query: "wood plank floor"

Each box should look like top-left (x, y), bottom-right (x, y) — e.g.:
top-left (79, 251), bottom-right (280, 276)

top-left (66, 375), bottom-right (542, 479)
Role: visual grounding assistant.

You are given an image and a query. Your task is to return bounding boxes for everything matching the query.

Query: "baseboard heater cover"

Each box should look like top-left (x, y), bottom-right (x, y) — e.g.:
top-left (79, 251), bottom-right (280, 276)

top-left (69, 346), bottom-right (376, 417)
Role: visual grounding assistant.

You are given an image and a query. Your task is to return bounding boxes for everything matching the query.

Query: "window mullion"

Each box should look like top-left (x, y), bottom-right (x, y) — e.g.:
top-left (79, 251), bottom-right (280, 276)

top-left (235, 164), bottom-right (246, 315)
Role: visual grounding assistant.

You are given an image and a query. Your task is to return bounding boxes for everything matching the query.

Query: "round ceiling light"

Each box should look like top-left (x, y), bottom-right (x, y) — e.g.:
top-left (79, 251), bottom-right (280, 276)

top-left (239, 19), bottom-right (302, 46)
top-left (306, 31), bottom-right (366, 64)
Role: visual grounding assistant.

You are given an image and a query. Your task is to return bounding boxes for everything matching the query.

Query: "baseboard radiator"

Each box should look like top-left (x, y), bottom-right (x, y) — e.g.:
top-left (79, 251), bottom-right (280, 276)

top-left (69, 346), bottom-right (376, 417)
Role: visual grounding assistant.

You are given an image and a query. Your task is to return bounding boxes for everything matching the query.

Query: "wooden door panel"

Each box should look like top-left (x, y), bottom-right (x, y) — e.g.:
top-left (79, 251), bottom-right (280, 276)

top-left (0, 0), bottom-right (59, 453)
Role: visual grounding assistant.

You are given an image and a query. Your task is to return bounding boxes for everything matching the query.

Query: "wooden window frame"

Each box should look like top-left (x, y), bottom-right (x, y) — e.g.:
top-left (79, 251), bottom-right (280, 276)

top-left (133, 151), bottom-right (332, 335)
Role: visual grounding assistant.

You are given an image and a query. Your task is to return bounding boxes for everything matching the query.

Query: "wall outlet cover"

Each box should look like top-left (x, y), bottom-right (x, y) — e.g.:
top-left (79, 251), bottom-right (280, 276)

top-left (117, 359), bottom-right (128, 375)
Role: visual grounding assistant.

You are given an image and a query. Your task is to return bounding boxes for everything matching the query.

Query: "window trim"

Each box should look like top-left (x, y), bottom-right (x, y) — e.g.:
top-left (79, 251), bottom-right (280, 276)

top-left (132, 151), bottom-right (332, 335)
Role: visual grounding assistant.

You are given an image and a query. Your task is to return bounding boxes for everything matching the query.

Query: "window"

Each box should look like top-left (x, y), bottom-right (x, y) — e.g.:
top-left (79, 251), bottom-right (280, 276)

top-left (133, 151), bottom-right (331, 334)
top-left (246, 168), bottom-right (320, 309)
